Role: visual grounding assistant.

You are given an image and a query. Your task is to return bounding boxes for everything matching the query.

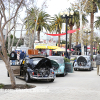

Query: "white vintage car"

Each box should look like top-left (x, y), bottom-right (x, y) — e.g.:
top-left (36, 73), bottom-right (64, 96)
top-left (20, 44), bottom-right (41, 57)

top-left (74, 55), bottom-right (93, 71)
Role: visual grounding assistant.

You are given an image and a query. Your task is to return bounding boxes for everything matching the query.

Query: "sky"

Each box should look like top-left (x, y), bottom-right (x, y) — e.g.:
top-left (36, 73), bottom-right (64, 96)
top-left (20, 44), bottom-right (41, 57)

top-left (14, 0), bottom-right (100, 39)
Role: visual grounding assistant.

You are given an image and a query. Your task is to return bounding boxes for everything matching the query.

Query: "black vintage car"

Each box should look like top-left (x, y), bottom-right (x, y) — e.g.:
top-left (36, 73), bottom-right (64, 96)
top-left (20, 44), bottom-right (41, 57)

top-left (8, 56), bottom-right (59, 82)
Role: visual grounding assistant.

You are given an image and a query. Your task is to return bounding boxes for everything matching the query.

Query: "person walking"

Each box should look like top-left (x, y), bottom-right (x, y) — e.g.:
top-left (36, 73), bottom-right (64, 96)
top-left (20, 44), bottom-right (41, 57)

top-left (95, 51), bottom-right (100, 76)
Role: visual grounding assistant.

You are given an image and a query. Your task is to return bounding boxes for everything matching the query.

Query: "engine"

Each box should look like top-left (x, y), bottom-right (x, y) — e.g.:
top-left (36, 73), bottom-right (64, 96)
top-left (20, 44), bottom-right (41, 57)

top-left (34, 68), bottom-right (50, 77)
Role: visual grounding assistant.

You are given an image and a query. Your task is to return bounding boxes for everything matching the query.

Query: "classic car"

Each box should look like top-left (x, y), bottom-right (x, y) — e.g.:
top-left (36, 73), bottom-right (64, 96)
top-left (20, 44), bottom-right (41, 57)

top-left (8, 56), bottom-right (59, 82)
top-left (47, 56), bottom-right (73, 76)
top-left (74, 55), bottom-right (93, 71)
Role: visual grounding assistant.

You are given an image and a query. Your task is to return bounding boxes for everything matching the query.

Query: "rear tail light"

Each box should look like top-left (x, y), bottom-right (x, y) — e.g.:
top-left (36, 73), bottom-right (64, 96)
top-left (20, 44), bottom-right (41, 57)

top-left (32, 72), bottom-right (34, 75)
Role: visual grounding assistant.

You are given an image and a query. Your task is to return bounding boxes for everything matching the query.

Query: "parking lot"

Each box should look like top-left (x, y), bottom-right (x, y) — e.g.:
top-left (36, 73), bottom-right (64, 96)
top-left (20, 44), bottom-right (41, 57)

top-left (0, 60), bottom-right (100, 100)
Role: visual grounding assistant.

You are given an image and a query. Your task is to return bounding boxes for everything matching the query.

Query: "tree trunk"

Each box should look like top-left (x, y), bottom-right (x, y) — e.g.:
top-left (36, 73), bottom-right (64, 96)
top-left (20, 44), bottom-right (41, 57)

top-left (6, 61), bottom-right (16, 89)
top-left (37, 31), bottom-right (40, 42)
top-left (76, 26), bottom-right (79, 46)
top-left (90, 12), bottom-right (94, 58)
top-left (58, 35), bottom-right (60, 47)
top-left (69, 25), bottom-right (73, 51)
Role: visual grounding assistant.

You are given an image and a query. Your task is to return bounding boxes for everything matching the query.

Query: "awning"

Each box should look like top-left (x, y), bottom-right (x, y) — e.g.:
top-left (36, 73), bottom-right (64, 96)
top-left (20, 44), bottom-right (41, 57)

top-left (47, 46), bottom-right (60, 49)
top-left (53, 48), bottom-right (65, 51)
top-left (35, 46), bottom-right (47, 49)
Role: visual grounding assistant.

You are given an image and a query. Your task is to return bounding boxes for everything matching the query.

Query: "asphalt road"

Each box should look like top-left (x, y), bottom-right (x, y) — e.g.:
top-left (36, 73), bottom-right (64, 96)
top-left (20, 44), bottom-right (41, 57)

top-left (0, 60), bottom-right (100, 100)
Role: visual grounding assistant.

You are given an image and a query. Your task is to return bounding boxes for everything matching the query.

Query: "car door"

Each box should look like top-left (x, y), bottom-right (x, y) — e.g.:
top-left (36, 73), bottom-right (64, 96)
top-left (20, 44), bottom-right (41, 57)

top-left (50, 60), bottom-right (59, 70)
top-left (10, 60), bottom-right (20, 76)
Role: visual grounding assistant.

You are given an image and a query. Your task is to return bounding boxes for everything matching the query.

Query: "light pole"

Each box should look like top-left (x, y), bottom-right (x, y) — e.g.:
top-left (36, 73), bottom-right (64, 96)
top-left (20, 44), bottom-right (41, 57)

top-left (84, 28), bottom-right (91, 55)
top-left (60, 9), bottom-right (74, 58)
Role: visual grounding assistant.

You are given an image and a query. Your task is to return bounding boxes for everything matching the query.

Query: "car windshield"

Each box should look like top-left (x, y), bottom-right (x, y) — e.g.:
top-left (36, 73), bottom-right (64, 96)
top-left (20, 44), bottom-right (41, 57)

top-left (48, 57), bottom-right (64, 64)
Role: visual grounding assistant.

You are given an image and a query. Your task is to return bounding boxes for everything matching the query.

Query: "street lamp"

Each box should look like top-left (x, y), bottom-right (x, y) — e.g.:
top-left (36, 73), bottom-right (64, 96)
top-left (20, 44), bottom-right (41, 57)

top-left (84, 28), bottom-right (91, 55)
top-left (60, 9), bottom-right (74, 58)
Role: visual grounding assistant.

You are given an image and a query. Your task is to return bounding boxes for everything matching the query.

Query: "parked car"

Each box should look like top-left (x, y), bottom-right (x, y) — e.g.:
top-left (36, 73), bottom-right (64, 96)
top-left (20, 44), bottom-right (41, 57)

top-left (47, 56), bottom-right (73, 76)
top-left (8, 56), bottom-right (59, 82)
top-left (74, 55), bottom-right (93, 71)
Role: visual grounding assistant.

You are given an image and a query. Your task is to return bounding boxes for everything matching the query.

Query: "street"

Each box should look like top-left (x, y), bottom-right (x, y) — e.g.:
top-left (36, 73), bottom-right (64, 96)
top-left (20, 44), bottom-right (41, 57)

top-left (0, 60), bottom-right (100, 100)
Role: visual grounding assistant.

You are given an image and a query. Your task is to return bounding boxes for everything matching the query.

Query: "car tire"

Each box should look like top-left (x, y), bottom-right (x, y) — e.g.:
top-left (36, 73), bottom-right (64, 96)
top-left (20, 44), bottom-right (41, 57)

top-left (7, 72), bottom-right (9, 77)
top-left (74, 68), bottom-right (77, 71)
top-left (50, 79), bottom-right (54, 82)
top-left (89, 67), bottom-right (92, 71)
top-left (25, 72), bottom-right (31, 83)
top-left (61, 69), bottom-right (66, 77)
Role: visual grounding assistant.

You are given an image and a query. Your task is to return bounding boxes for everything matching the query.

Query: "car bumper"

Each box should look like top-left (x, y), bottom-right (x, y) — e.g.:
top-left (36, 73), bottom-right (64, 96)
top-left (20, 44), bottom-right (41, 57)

top-left (74, 66), bottom-right (90, 69)
top-left (55, 71), bottom-right (64, 74)
top-left (30, 75), bottom-right (55, 80)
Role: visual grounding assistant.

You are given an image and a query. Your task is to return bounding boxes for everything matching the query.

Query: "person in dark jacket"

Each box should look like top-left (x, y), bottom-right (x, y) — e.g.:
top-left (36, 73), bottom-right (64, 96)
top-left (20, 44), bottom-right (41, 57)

top-left (20, 50), bottom-right (26, 59)
top-left (95, 51), bottom-right (100, 76)
top-left (10, 51), bottom-right (17, 65)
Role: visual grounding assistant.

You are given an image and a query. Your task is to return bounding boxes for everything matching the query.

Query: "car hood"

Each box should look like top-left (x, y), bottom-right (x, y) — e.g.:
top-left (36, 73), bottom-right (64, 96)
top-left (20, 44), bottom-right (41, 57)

top-left (33, 58), bottom-right (51, 69)
top-left (34, 58), bottom-right (59, 70)
top-left (77, 56), bottom-right (87, 63)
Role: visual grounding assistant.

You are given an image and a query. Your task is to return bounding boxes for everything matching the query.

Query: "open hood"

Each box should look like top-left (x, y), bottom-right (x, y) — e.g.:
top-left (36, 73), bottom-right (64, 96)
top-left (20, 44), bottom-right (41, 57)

top-left (35, 58), bottom-right (52, 69)
top-left (77, 56), bottom-right (87, 66)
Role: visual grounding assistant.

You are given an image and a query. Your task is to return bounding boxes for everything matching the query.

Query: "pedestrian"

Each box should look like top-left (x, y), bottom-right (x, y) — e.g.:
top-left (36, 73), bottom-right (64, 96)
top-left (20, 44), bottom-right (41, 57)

top-left (17, 51), bottom-right (20, 64)
top-left (20, 50), bottom-right (26, 64)
top-left (10, 50), bottom-right (17, 65)
top-left (95, 51), bottom-right (100, 76)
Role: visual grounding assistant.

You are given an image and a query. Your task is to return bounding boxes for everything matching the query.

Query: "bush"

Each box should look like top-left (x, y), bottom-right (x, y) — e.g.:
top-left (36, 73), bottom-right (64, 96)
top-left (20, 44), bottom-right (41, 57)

top-left (64, 57), bottom-right (70, 62)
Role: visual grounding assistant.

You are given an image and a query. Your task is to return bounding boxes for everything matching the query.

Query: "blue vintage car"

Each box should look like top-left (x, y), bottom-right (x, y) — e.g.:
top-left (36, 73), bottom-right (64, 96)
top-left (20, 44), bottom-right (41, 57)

top-left (47, 56), bottom-right (73, 76)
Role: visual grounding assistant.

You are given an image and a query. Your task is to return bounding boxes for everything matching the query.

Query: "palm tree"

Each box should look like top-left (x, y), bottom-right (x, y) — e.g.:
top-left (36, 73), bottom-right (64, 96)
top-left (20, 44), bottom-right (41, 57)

top-left (68, 8), bottom-right (75, 51)
top-left (94, 17), bottom-right (100, 29)
top-left (72, 10), bottom-right (88, 46)
top-left (85, 0), bottom-right (100, 57)
top-left (50, 14), bottom-right (64, 47)
top-left (25, 8), bottom-right (50, 42)
top-left (36, 11), bottom-right (50, 41)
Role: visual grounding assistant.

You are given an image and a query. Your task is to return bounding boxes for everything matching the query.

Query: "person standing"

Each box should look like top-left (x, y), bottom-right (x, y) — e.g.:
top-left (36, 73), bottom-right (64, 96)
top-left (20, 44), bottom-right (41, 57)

top-left (20, 50), bottom-right (26, 64)
top-left (17, 51), bottom-right (20, 64)
top-left (10, 50), bottom-right (17, 65)
top-left (95, 51), bottom-right (100, 76)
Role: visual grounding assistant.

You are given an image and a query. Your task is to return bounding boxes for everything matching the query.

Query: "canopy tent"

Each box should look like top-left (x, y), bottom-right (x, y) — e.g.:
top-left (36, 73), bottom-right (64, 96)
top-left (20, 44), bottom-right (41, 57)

top-left (35, 46), bottom-right (47, 49)
top-left (87, 47), bottom-right (96, 49)
top-left (35, 45), bottom-right (60, 49)
top-left (53, 48), bottom-right (65, 51)
top-left (75, 44), bottom-right (86, 48)
top-left (47, 46), bottom-right (60, 49)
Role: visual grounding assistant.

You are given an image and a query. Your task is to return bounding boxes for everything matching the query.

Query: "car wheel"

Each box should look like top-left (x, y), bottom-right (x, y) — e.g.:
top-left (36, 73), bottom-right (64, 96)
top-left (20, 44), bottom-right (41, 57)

top-left (61, 69), bottom-right (66, 77)
top-left (50, 79), bottom-right (54, 82)
top-left (74, 68), bottom-right (77, 71)
top-left (7, 72), bottom-right (9, 77)
top-left (89, 67), bottom-right (92, 71)
top-left (25, 72), bottom-right (31, 83)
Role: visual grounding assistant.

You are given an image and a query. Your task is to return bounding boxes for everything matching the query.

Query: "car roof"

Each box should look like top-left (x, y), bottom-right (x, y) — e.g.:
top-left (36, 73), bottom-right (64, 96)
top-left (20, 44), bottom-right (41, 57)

top-left (27, 55), bottom-right (45, 59)
top-left (47, 56), bottom-right (64, 60)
